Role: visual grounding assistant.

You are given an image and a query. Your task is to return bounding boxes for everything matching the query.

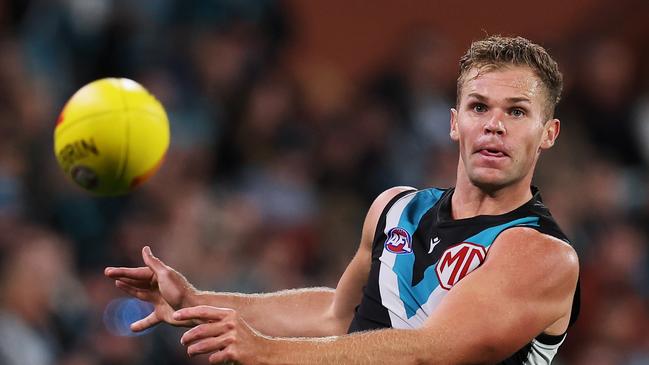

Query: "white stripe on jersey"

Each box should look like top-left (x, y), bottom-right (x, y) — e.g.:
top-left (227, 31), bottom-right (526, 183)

top-left (419, 285), bottom-right (447, 320)
top-left (524, 336), bottom-right (565, 365)
top-left (378, 192), bottom-right (414, 328)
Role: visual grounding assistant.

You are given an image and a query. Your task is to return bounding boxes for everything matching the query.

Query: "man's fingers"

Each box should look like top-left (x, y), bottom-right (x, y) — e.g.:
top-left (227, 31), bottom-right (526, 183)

top-left (131, 312), bottom-right (161, 332)
top-left (112, 277), bottom-right (151, 289)
top-left (115, 281), bottom-right (152, 301)
top-left (186, 335), bottom-right (234, 357)
top-left (174, 306), bottom-right (234, 322)
top-left (141, 246), bottom-right (169, 274)
top-left (208, 350), bottom-right (238, 364)
top-left (181, 321), bottom-right (233, 346)
top-left (104, 266), bottom-right (153, 281)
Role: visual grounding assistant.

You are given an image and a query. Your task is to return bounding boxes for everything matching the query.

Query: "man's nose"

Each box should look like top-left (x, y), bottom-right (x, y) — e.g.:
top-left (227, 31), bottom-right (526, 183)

top-left (484, 111), bottom-right (506, 135)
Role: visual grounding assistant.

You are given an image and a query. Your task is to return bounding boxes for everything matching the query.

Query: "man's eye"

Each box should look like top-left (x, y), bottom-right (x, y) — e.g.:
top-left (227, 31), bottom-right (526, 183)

top-left (511, 108), bottom-right (525, 117)
top-left (472, 104), bottom-right (487, 113)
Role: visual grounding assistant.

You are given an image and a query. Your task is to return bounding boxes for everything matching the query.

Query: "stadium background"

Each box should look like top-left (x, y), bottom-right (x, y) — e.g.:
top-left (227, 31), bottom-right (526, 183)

top-left (0, 0), bottom-right (648, 364)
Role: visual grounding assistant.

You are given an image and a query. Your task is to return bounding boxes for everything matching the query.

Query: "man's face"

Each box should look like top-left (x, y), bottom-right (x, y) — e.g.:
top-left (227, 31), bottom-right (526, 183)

top-left (450, 66), bottom-right (559, 191)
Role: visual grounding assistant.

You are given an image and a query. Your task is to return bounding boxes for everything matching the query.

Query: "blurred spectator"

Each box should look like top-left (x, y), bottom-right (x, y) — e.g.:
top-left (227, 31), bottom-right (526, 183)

top-left (570, 37), bottom-right (643, 166)
top-left (370, 30), bottom-right (457, 187)
top-left (0, 224), bottom-right (81, 365)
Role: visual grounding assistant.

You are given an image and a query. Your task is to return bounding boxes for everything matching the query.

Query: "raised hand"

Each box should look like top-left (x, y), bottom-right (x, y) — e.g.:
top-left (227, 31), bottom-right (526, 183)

top-left (105, 246), bottom-right (199, 331)
top-left (176, 306), bottom-right (269, 365)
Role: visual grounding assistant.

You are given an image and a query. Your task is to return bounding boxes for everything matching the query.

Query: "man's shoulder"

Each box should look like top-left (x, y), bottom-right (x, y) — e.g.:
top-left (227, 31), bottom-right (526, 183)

top-left (372, 186), bottom-right (418, 209)
top-left (364, 186), bottom-right (418, 228)
top-left (377, 186), bottom-right (451, 216)
top-left (492, 227), bottom-right (579, 274)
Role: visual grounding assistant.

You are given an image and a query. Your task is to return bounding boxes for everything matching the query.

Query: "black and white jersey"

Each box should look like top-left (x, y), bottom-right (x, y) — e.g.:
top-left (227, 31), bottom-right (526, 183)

top-left (348, 187), bottom-right (580, 364)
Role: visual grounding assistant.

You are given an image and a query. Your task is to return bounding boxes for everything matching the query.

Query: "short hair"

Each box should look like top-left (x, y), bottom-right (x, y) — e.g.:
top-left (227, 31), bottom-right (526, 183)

top-left (457, 36), bottom-right (563, 119)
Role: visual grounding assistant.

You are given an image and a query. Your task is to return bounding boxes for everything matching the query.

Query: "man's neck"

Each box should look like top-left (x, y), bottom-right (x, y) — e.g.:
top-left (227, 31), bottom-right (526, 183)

top-left (451, 176), bottom-right (534, 220)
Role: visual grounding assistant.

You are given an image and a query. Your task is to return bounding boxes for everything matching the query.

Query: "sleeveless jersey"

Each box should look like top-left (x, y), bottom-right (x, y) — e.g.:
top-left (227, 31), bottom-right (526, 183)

top-left (348, 187), bottom-right (580, 364)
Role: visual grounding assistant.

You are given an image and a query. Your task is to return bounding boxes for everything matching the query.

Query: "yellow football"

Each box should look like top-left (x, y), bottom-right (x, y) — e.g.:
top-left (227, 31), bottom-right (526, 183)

top-left (54, 78), bottom-right (170, 196)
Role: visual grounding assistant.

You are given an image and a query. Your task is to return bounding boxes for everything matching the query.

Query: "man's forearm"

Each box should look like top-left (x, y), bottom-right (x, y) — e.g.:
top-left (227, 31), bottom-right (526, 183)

top-left (189, 287), bottom-right (346, 337)
top-left (175, 305), bottom-right (503, 365)
top-left (259, 328), bottom-right (481, 365)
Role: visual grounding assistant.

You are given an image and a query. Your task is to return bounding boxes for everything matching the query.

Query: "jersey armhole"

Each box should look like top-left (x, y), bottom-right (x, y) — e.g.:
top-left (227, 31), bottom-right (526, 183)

top-left (535, 332), bottom-right (566, 346)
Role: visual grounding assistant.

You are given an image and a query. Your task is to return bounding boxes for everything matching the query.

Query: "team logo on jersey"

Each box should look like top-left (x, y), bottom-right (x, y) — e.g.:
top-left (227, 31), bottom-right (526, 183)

top-left (435, 242), bottom-right (487, 290)
top-left (384, 227), bottom-right (412, 254)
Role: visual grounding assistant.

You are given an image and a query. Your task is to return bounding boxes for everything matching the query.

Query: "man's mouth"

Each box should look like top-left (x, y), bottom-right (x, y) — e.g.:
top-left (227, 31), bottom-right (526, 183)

top-left (478, 149), bottom-right (507, 158)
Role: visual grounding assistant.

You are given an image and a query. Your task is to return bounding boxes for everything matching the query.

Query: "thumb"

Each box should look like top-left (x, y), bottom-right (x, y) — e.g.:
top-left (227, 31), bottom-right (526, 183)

top-left (142, 246), bottom-right (168, 273)
top-left (131, 311), bottom-right (160, 332)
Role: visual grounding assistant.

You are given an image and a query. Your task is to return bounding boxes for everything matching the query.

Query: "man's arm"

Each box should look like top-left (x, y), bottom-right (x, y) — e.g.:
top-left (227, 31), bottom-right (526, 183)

top-left (188, 186), bottom-right (413, 337)
top-left (175, 227), bottom-right (579, 364)
top-left (105, 186), bottom-right (414, 337)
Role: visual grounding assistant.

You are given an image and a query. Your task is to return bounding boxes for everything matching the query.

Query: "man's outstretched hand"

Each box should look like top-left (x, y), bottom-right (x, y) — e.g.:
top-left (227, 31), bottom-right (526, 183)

top-left (176, 306), bottom-right (269, 365)
top-left (104, 246), bottom-right (199, 331)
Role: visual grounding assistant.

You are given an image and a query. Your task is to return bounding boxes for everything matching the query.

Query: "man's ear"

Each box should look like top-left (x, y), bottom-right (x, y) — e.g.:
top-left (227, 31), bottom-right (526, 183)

top-left (540, 118), bottom-right (560, 149)
top-left (450, 108), bottom-right (459, 141)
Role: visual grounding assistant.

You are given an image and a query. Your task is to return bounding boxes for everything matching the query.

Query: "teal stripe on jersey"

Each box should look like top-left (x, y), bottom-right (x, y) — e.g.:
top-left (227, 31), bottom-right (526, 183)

top-left (393, 189), bottom-right (444, 318)
top-left (465, 216), bottom-right (540, 246)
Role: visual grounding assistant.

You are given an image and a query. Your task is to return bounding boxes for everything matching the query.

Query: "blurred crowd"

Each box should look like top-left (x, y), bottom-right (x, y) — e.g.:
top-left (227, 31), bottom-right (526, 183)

top-left (0, 1), bottom-right (648, 364)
